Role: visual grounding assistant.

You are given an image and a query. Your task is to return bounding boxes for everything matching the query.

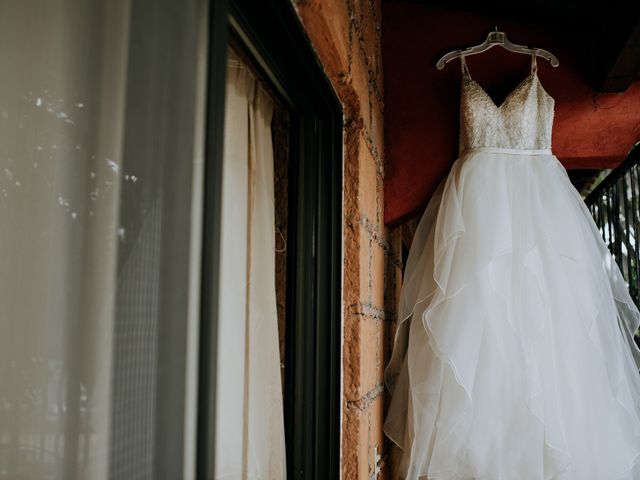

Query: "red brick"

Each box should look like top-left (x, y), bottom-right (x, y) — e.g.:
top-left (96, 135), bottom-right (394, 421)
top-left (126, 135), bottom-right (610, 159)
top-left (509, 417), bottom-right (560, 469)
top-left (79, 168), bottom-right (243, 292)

top-left (358, 391), bottom-right (386, 480)
top-left (343, 405), bottom-right (361, 479)
top-left (359, 131), bottom-right (379, 225)
top-left (344, 217), bottom-right (362, 306)
top-left (344, 312), bottom-right (361, 402)
top-left (369, 393), bottom-right (386, 467)
top-left (360, 315), bottom-right (384, 395)
top-left (360, 0), bottom-right (383, 99)
top-left (371, 98), bottom-right (385, 170)
top-left (371, 240), bottom-right (386, 309)
top-left (294, 0), bottom-right (351, 83)
top-left (359, 223), bottom-right (372, 305)
top-left (358, 406), bottom-right (369, 480)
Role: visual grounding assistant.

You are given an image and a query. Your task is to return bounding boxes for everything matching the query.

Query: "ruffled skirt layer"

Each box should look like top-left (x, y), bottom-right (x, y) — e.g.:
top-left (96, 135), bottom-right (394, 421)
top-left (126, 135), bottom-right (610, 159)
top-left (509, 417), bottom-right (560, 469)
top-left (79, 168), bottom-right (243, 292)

top-left (385, 149), bottom-right (640, 480)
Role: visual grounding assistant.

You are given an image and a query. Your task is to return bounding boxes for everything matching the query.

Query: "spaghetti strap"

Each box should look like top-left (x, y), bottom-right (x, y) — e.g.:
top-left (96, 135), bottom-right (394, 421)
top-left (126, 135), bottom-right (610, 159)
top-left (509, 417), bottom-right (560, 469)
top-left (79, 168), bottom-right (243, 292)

top-left (460, 55), bottom-right (471, 78)
top-left (530, 51), bottom-right (538, 74)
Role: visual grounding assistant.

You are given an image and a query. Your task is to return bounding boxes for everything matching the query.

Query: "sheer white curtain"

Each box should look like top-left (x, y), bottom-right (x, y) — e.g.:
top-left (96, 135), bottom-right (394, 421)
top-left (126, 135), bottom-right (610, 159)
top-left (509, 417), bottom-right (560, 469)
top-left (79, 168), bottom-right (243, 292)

top-left (215, 50), bottom-right (286, 479)
top-left (0, 1), bottom-right (206, 478)
top-left (0, 2), bottom-right (129, 478)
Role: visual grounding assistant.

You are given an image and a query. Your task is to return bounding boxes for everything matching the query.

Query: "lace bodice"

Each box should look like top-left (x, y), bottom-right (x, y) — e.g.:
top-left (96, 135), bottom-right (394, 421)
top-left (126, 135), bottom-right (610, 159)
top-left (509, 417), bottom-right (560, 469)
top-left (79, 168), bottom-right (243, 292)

top-left (459, 54), bottom-right (554, 153)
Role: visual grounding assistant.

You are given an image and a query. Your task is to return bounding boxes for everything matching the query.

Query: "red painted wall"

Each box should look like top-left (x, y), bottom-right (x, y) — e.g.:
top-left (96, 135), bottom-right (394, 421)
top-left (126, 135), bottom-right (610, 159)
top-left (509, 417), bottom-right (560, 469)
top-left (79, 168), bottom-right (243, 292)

top-left (383, 3), bottom-right (640, 225)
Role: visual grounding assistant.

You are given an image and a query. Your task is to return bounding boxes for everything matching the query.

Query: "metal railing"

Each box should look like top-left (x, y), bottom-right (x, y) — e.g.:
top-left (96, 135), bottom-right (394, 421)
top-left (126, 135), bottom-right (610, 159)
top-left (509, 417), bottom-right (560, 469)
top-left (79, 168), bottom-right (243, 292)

top-left (585, 143), bottom-right (640, 308)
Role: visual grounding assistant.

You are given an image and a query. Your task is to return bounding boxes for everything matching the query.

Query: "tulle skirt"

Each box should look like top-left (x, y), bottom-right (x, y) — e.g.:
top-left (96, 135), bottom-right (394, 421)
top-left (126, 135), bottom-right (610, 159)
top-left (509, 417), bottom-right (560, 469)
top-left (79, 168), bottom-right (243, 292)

top-left (384, 148), bottom-right (640, 480)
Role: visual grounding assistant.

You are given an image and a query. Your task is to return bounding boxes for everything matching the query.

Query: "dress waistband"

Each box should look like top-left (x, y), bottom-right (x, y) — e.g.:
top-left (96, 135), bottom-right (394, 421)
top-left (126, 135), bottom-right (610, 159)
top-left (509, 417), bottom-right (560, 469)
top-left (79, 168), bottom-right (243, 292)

top-left (462, 147), bottom-right (553, 156)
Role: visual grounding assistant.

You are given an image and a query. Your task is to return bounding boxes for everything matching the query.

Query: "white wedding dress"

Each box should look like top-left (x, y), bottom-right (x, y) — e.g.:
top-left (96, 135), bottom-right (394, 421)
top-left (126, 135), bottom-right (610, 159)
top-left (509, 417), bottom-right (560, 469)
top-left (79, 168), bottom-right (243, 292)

top-left (384, 54), bottom-right (640, 480)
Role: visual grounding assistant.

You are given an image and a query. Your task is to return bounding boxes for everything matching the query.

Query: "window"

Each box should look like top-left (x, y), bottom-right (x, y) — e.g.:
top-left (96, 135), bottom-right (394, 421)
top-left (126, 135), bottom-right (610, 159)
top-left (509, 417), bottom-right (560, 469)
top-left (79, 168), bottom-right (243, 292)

top-left (203, 1), bottom-right (343, 478)
top-left (0, 0), bottom-right (206, 478)
top-left (0, 0), bottom-right (341, 479)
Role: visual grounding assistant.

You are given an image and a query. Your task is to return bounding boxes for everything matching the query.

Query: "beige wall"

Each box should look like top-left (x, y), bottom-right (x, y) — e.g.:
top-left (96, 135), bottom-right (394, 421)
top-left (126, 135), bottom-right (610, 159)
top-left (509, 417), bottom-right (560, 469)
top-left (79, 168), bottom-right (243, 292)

top-left (292, 1), bottom-right (403, 478)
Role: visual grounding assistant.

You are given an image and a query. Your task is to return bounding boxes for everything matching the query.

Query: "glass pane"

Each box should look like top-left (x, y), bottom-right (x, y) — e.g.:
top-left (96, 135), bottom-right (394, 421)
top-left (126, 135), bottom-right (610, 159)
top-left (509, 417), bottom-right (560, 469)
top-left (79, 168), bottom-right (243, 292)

top-left (0, 1), bottom-right (206, 479)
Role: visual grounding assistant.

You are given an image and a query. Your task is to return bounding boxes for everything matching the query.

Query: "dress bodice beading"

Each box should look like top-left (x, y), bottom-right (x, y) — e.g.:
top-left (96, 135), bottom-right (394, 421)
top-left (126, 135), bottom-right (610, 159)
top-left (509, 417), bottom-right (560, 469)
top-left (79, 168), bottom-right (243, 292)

top-left (458, 53), bottom-right (555, 154)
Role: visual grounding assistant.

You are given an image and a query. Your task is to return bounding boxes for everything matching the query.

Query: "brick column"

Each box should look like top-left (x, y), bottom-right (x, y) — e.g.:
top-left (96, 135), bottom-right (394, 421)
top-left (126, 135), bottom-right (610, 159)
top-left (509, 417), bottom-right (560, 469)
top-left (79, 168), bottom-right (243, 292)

top-left (292, 1), bottom-right (403, 478)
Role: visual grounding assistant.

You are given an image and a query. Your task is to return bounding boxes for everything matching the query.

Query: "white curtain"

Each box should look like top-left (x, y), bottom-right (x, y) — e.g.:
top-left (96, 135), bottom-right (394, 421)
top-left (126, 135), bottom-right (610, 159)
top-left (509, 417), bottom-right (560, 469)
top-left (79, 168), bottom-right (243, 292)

top-left (0, 2), bottom-right (129, 478)
top-left (0, 1), bottom-right (206, 478)
top-left (215, 50), bottom-right (286, 479)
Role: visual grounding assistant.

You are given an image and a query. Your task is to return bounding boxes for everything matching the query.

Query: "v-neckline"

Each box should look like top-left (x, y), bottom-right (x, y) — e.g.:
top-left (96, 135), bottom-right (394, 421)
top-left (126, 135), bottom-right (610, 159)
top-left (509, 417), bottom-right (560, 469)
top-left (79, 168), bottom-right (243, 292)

top-left (464, 72), bottom-right (537, 110)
